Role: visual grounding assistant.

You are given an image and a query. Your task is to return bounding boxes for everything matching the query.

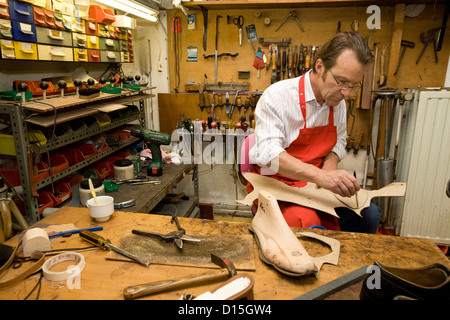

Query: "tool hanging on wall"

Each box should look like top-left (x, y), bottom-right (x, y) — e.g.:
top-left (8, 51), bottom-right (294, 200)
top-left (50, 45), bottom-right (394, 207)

top-left (233, 15), bottom-right (244, 46)
top-left (214, 15), bottom-right (222, 84)
top-left (276, 10), bottom-right (304, 32)
top-left (203, 15), bottom-right (239, 84)
top-left (200, 6), bottom-right (208, 51)
top-left (172, 16), bottom-right (181, 92)
top-left (394, 40), bottom-right (415, 75)
top-left (253, 47), bottom-right (265, 78)
top-left (378, 45), bottom-right (387, 87)
top-left (245, 24), bottom-right (258, 50)
top-left (436, 1), bottom-right (450, 52)
top-left (416, 28), bottom-right (439, 64)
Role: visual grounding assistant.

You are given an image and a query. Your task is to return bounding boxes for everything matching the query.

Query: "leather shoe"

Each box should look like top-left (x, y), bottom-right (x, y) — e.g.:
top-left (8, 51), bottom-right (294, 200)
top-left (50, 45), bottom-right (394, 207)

top-left (360, 261), bottom-right (450, 300)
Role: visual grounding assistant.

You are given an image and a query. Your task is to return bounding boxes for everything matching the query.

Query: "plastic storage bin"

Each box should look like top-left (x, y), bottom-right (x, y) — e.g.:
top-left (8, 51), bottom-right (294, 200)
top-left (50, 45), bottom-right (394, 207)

top-left (88, 5), bottom-right (115, 24)
top-left (8, 0), bottom-right (34, 23)
top-left (11, 21), bottom-right (37, 42)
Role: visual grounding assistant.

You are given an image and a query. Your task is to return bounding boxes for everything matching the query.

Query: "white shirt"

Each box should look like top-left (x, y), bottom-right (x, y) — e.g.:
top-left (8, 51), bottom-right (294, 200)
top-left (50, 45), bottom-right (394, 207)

top-left (249, 71), bottom-right (347, 167)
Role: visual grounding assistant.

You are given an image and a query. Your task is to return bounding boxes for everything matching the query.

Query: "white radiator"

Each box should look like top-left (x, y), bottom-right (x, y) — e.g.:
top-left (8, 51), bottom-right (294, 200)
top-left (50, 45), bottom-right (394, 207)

top-left (393, 89), bottom-right (450, 245)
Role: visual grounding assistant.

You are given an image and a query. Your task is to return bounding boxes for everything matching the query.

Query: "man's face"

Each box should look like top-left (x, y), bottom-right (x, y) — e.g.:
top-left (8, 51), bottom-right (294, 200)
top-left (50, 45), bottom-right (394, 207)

top-left (316, 50), bottom-right (365, 106)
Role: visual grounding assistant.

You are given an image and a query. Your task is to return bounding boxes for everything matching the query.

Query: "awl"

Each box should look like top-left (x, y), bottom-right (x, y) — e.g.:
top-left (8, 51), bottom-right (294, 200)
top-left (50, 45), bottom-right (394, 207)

top-left (80, 230), bottom-right (150, 267)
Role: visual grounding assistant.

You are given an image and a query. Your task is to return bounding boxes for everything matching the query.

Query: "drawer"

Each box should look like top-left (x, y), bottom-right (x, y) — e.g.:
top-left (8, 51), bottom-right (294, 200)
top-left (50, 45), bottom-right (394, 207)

top-left (0, 18), bottom-right (11, 39)
top-left (100, 50), bottom-right (119, 62)
top-left (37, 44), bottom-right (73, 61)
top-left (32, 0), bottom-right (47, 8)
top-left (14, 41), bottom-right (37, 59)
top-left (85, 20), bottom-right (97, 35)
top-left (86, 34), bottom-right (98, 49)
top-left (73, 47), bottom-right (87, 61)
top-left (118, 28), bottom-right (127, 40)
top-left (61, 2), bottom-right (73, 16)
top-left (119, 39), bottom-right (128, 51)
top-left (51, 0), bottom-right (63, 13)
top-left (8, 0), bottom-right (34, 23)
top-left (0, 6), bottom-right (9, 19)
top-left (34, 8), bottom-right (56, 28)
top-left (99, 37), bottom-right (118, 51)
top-left (120, 51), bottom-right (129, 63)
top-left (33, 7), bottom-right (45, 26)
top-left (36, 26), bottom-right (72, 46)
top-left (97, 23), bottom-right (108, 37)
top-left (87, 48), bottom-right (99, 62)
top-left (0, 39), bottom-right (15, 59)
top-left (11, 21), bottom-right (37, 42)
top-left (62, 14), bottom-right (74, 31)
top-left (72, 18), bottom-right (85, 33)
top-left (72, 32), bottom-right (86, 47)
top-left (53, 12), bottom-right (64, 29)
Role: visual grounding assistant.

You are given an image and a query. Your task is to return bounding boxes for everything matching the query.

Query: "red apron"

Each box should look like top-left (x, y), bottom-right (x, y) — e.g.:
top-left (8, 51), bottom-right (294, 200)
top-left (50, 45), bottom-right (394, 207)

top-left (253, 74), bottom-right (340, 230)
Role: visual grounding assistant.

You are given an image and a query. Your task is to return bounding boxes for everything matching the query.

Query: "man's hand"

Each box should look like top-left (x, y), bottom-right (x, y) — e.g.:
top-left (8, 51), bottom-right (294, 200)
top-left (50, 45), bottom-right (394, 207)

top-left (275, 151), bottom-right (360, 198)
top-left (316, 169), bottom-right (360, 198)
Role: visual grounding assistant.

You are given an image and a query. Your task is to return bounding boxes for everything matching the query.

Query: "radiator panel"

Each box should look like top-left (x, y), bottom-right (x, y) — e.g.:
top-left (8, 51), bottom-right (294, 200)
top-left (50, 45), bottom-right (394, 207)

top-left (399, 90), bottom-right (450, 245)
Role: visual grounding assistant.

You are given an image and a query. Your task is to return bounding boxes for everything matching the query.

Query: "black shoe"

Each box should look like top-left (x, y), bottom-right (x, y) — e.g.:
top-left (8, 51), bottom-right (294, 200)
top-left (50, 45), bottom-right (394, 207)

top-left (360, 261), bottom-right (450, 300)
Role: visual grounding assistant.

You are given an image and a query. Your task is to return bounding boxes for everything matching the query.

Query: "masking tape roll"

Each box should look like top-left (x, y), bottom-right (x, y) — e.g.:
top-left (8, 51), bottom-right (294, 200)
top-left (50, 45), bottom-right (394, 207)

top-left (42, 252), bottom-right (86, 282)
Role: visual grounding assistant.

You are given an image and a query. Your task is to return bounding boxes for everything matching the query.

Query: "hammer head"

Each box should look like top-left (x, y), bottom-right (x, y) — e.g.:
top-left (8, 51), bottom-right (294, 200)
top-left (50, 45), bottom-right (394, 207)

top-left (211, 253), bottom-right (237, 277)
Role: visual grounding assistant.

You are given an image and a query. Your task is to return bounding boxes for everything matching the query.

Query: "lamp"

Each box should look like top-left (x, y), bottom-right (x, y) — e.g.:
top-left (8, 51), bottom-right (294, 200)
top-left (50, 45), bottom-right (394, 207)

top-left (94, 0), bottom-right (159, 22)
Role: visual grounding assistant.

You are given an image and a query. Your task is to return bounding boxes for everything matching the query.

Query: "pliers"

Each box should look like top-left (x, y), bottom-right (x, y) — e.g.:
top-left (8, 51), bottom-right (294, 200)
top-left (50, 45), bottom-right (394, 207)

top-left (416, 27), bottom-right (440, 64)
top-left (132, 214), bottom-right (200, 250)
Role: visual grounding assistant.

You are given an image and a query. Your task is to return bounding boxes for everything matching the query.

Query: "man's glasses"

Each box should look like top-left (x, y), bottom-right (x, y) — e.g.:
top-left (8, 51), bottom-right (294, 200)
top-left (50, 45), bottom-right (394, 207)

top-left (329, 69), bottom-right (362, 91)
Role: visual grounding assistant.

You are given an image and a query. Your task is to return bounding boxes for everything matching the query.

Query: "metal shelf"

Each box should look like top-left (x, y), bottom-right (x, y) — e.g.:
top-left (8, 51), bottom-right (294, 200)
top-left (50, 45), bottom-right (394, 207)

top-left (38, 113), bottom-right (142, 153)
top-left (0, 91), bottom-right (149, 224)
top-left (36, 137), bottom-right (140, 190)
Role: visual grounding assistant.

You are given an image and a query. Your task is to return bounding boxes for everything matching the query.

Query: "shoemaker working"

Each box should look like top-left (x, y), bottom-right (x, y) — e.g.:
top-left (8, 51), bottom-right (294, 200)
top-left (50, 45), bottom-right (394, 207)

top-left (249, 31), bottom-right (381, 233)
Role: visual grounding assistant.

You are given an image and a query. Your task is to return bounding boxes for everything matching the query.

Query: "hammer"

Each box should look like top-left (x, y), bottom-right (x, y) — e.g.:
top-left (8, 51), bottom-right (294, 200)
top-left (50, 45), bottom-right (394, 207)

top-left (394, 40), bottom-right (415, 75)
top-left (123, 254), bottom-right (236, 299)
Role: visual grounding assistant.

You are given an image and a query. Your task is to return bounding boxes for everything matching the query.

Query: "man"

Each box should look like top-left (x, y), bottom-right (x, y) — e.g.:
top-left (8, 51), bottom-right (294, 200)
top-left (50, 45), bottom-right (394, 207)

top-left (249, 31), bottom-right (381, 233)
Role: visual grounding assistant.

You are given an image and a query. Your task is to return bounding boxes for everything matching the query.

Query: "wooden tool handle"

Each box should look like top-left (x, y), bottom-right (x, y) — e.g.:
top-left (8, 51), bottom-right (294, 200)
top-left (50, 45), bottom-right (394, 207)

top-left (123, 269), bottom-right (229, 299)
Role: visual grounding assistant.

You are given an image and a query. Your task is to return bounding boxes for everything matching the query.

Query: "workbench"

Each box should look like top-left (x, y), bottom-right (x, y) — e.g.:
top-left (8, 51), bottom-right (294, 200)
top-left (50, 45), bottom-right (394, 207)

top-left (0, 206), bottom-right (448, 302)
top-left (108, 163), bottom-right (198, 215)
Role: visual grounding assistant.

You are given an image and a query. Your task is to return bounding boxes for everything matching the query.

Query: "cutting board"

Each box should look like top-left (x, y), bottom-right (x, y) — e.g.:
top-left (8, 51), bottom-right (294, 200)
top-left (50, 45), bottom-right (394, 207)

top-left (106, 232), bottom-right (256, 271)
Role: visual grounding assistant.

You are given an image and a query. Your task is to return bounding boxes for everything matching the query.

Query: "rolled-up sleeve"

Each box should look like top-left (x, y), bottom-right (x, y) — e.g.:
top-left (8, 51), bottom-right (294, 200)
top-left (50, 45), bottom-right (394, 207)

top-left (249, 90), bottom-right (287, 167)
top-left (331, 100), bottom-right (348, 161)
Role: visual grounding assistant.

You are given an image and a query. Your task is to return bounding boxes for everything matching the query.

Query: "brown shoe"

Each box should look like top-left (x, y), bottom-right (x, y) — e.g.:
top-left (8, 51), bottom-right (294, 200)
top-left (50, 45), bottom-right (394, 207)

top-left (360, 261), bottom-right (450, 300)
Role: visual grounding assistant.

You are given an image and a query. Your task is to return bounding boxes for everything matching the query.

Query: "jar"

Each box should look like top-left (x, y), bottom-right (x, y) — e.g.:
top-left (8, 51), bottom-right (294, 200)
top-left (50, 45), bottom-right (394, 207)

top-left (114, 159), bottom-right (134, 180)
top-left (79, 178), bottom-right (105, 207)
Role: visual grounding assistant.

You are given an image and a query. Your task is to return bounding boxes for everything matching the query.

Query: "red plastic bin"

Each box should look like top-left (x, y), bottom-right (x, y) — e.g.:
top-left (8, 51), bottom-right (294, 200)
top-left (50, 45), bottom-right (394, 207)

top-left (45, 153), bottom-right (69, 174)
top-left (88, 5), bottom-right (115, 24)
top-left (94, 161), bottom-right (111, 179)
top-left (0, 161), bottom-right (50, 187)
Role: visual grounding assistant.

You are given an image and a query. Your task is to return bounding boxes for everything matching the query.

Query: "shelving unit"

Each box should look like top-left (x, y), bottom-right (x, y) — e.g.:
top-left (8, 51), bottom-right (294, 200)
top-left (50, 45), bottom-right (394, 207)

top-left (0, 88), bottom-right (152, 224)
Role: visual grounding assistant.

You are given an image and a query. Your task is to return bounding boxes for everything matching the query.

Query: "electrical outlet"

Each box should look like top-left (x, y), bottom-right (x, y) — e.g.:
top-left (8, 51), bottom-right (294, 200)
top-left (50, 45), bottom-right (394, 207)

top-left (157, 62), bottom-right (163, 72)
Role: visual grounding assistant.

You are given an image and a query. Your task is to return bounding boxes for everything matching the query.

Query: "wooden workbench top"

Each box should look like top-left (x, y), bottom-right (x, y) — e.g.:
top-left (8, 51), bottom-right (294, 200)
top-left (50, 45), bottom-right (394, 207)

top-left (0, 206), bottom-right (448, 301)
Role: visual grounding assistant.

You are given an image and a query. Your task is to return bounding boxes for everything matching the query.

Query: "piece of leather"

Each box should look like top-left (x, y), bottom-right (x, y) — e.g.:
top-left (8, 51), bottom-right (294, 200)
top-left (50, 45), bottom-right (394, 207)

top-left (0, 238), bottom-right (46, 289)
top-left (238, 172), bottom-right (406, 217)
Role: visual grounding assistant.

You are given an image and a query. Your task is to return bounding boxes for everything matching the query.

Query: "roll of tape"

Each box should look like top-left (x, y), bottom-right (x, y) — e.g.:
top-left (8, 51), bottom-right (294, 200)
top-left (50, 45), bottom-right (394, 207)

top-left (264, 17), bottom-right (271, 26)
top-left (42, 252), bottom-right (86, 282)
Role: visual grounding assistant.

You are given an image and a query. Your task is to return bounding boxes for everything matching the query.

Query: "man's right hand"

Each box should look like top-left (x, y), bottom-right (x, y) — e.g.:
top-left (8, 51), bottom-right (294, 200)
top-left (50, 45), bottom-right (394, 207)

top-left (316, 169), bottom-right (360, 198)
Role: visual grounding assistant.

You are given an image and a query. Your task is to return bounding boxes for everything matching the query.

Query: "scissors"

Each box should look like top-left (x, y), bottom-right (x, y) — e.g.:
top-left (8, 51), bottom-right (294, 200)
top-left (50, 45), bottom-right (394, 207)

top-left (233, 15), bottom-right (244, 45)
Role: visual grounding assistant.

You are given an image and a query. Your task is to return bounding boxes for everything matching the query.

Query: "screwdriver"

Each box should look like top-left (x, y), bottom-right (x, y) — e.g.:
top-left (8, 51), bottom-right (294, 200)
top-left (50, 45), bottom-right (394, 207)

top-left (79, 230), bottom-right (150, 267)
